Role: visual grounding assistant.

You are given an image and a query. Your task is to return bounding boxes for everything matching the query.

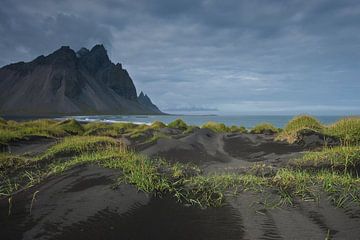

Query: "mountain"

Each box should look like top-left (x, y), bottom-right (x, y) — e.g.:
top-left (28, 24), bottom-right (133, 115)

top-left (0, 44), bottom-right (163, 116)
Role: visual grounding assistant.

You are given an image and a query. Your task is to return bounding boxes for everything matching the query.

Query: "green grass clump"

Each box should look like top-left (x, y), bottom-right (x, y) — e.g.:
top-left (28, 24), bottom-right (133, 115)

top-left (183, 174), bottom-right (266, 206)
top-left (230, 125), bottom-right (247, 133)
top-left (84, 122), bottom-right (139, 137)
top-left (325, 117), bottom-right (360, 145)
top-left (202, 121), bottom-right (230, 133)
top-left (271, 169), bottom-right (360, 206)
top-left (150, 121), bottom-right (167, 129)
top-left (168, 119), bottom-right (188, 131)
top-left (284, 115), bottom-right (323, 133)
top-left (250, 122), bottom-right (279, 134)
top-left (0, 119), bottom-right (66, 144)
top-left (295, 146), bottom-right (360, 173)
top-left (183, 125), bottom-right (199, 134)
top-left (48, 148), bottom-right (172, 193)
top-left (276, 115), bottom-right (323, 143)
top-left (0, 153), bottom-right (32, 171)
top-left (55, 119), bottom-right (84, 135)
top-left (39, 136), bottom-right (117, 160)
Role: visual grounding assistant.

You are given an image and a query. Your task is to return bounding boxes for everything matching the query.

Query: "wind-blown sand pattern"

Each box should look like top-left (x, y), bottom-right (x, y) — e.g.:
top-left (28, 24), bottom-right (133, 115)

top-left (1, 123), bottom-right (359, 240)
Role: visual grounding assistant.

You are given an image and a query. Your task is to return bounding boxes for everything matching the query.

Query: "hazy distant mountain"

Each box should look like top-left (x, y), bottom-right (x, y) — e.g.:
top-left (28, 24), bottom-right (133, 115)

top-left (0, 44), bottom-right (163, 116)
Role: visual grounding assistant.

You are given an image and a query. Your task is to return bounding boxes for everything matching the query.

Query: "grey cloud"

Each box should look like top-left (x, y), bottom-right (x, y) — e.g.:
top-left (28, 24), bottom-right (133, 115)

top-left (0, 0), bottom-right (359, 114)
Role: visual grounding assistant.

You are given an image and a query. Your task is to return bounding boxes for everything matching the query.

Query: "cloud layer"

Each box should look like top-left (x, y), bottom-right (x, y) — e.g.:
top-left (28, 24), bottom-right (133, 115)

top-left (1, 0), bottom-right (359, 114)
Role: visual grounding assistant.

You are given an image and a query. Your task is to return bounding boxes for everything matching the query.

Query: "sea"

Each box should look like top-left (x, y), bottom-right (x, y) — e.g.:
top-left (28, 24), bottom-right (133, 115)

top-left (62, 114), bottom-right (347, 128)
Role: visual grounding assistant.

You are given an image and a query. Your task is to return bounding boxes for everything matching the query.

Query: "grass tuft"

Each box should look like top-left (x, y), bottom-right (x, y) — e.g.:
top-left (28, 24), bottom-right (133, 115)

top-left (276, 115), bottom-right (323, 143)
top-left (168, 119), bottom-right (188, 131)
top-left (39, 136), bottom-right (117, 160)
top-left (325, 117), bottom-right (360, 145)
top-left (295, 145), bottom-right (360, 173)
top-left (202, 121), bottom-right (230, 133)
top-left (250, 122), bottom-right (279, 134)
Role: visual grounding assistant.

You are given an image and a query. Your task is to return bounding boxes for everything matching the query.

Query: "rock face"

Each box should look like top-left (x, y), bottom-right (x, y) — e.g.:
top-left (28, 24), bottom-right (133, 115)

top-left (0, 44), bottom-right (163, 116)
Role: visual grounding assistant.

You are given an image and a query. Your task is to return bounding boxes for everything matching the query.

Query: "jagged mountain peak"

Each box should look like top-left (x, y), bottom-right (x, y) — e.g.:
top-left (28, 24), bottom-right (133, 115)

top-left (0, 44), bottom-right (163, 116)
top-left (76, 47), bottom-right (90, 58)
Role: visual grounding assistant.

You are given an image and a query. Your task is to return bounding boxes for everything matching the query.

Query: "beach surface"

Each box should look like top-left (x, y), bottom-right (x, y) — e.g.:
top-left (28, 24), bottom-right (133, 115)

top-left (1, 125), bottom-right (359, 240)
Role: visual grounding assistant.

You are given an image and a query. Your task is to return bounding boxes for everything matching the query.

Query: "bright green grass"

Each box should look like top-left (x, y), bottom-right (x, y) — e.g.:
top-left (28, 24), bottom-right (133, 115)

top-left (55, 119), bottom-right (84, 135)
top-left (325, 117), bottom-right (360, 145)
top-left (202, 121), bottom-right (230, 133)
top-left (0, 119), bottom-right (78, 144)
top-left (295, 145), bottom-right (360, 172)
top-left (284, 115), bottom-right (323, 133)
top-left (230, 125), bottom-right (247, 133)
top-left (151, 121), bottom-right (167, 129)
top-left (168, 119), bottom-right (188, 131)
top-left (276, 115), bottom-right (323, 143)
top-left (39, 136), bottom-right (117, 160)
top-left (250, 122), bottom-right (279, 134)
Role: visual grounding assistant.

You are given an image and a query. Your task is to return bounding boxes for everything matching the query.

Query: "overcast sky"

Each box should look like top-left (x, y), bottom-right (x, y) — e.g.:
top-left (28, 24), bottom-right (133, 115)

top-left (1, 0), bottom-right (359, 115)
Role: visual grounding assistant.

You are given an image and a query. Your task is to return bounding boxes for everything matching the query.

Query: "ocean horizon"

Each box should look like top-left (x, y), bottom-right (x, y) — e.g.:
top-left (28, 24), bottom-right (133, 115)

top-left (60, 114), bottom-right (352, 128)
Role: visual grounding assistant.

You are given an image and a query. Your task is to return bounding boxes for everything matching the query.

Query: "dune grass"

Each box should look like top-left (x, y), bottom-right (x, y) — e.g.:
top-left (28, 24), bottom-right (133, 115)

top-left (55, 119), bottom-right (84, 135)
top-left (1, 117), bottom-right (360, 208)
top-left (39, 136), bottom-right (117, 160)
top-left (168, 119), bottom-right (188, 131)
top-left (276, 115), bottom-right (324, 143)
top-left (325, 117), bottom-right (360, 145)
top-left (151, 121), bottom-right (167, 129)
top-left (294, 145), bottom-right (360, 173)
top-left (229, 125), bottom-right (248, 133)
top-left (202, 121), bottom-right (230, 133)
top-left (0, 119), bottom-right (86, 144)
top-left (250, 122), bottom-right (279, 134)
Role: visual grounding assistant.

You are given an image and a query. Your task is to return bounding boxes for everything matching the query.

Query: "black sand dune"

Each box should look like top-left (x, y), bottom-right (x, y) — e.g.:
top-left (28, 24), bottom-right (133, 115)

top-left (1, 129), bottom-right (360, 239)
top-left (1, 165), bottom-right (360, 240)
top-left (141, 129), bottom-right (304, 173)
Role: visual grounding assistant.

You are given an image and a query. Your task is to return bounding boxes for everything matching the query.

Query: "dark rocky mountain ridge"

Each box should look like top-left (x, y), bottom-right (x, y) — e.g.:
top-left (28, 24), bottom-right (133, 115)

top-left (0, 44), bottom-right (163, 116)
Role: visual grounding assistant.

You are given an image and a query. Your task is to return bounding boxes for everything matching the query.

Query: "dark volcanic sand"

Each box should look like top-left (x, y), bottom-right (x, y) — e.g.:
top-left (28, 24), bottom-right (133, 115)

top-left (141, 129), bottom-right (304, 173)
top-left (1, 165), bottom-right (359, 240)
top-left (1, 129), bottom-right (360, 239)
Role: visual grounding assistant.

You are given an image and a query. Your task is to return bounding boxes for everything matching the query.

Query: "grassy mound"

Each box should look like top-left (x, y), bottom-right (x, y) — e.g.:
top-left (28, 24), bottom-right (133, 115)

top-left (229, 125), bottom-right (247, 133)
top-left (39, 136), bottom-right (117, 160)
top-left (202, 121), bottom-right (230, 133)
top-left (0, 119), bottom-right (63, 144)
top-left (150, 121), bottom-right (167, 129)
top-left (277, 115), bottom-right (323, 143)
top-left (325, 117), bottom-right (360, 145)
top-left (168, 119), bottom-right (188, 131)
top-left (56, 119), bottom-right (84, 135)
top-left (250, 122), bottom-right (279, 134)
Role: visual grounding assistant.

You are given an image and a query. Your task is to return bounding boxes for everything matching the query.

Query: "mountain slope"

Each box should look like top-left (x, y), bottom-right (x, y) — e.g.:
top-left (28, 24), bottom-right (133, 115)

top-left (0, 44), bottom-right (163, 116)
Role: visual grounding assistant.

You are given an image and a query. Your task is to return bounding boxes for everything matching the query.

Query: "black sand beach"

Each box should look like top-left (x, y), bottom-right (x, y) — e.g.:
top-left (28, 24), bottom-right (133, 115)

top-left (1, 123), bottom-right (359, 239)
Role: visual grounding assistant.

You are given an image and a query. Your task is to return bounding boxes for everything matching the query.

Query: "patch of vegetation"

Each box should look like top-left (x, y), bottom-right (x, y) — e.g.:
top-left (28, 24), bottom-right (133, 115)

top-left (1, 118), bottom-right (360, 209)
top-left (56, 119), bottom-right (84, 135)
top-left (230, 125), bottom-right (248, 133)
top-left (39, 136), bottom-right (117, 160)
top-left (183, 125), bottom-right (199, 134)
top-left (0, 119), bottom-right (74, 144)
top-left (150, 121), bottom-right (167, 129)
top-left (294, 145), bottom-right (360, 173)
top-left (276, 115), bottom-right (324, 143)
top-left (325, 117), bottom-right (360, 145)
top-left (250, 122), bottom-right (279, 134)
top-left (202, 121), bottom-right (230, 133)
top-left (83, 122), bottom-right (138, 137)
top-left (0, 153), bottom-right (32, 171)
top-left (168, 119), bottom-right (188, 131)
